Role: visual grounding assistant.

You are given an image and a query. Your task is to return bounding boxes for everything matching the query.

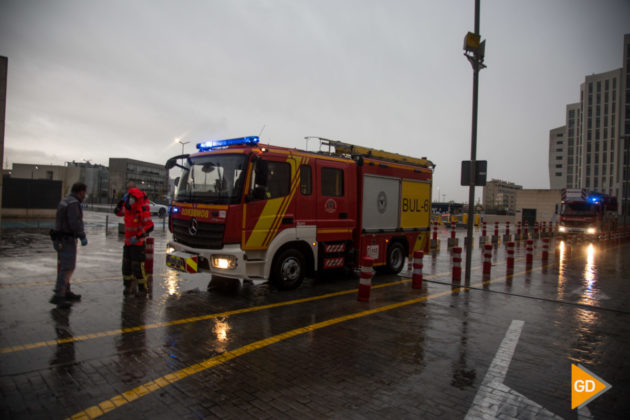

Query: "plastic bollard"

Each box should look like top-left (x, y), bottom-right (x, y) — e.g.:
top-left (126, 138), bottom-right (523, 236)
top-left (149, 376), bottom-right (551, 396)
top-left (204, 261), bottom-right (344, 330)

top-left (412, 250), bottom-right (424, 289)
top-left (357, 257), bottom-right (374, 302)
top-left (144, 237), bottom-right (154, 275)
top-left (542, 237), bottom-right (549, 261)
top-left (526, 239), bottom-right (533, 265)
top-left (506, 242), bottom-right (515, 270)
top-left (483, 244), bottom-right (492, 275)
top-left (452, 247), bottom-right (462, 282)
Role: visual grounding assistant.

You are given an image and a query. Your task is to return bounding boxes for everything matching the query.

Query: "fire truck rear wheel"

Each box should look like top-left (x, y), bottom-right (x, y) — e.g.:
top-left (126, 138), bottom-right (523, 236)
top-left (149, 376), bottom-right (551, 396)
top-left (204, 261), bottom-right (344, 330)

top-left (384, 242), bottom-right (405, 274)
top-left (272, 249), bottom-right (305, 290)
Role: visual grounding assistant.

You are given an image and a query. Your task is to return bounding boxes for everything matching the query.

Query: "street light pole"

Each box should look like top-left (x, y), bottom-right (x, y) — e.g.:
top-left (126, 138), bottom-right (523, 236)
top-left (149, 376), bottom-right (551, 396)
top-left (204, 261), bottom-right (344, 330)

top-left (464, 0), bottom-right (485, 283)
top-left (178, 140), bottom-right (190, 155)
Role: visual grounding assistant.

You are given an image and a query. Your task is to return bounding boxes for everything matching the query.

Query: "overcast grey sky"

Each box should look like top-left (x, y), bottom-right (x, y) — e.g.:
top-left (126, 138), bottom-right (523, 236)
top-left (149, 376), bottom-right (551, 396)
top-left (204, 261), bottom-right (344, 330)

top-left (1, 0), bottom-right (629, 202)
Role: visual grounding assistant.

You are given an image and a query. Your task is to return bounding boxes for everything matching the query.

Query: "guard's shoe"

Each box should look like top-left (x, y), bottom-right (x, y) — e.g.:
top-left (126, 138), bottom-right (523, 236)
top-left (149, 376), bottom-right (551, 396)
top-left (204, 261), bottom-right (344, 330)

top-left (136, 285), bottom-right (148, 297)
top-left (49, 295), bottom-right (72, 308)
top-left (65, 291), bottom-right (82, 301)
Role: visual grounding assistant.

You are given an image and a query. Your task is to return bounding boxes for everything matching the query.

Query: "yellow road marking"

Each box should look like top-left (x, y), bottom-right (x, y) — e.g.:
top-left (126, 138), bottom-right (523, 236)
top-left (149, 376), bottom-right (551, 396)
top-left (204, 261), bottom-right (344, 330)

top-left (67, 264), bottom-right (543, 420)
top-left (0, 271), bottom-right (451, 354)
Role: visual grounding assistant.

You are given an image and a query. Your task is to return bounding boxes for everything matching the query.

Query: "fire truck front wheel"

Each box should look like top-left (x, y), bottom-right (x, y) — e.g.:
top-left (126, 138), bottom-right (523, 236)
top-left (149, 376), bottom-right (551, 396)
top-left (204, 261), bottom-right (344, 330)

top-left (383, 241), bottom-right (406, 274)
top-left (272, 249), bottom-right (305, 290)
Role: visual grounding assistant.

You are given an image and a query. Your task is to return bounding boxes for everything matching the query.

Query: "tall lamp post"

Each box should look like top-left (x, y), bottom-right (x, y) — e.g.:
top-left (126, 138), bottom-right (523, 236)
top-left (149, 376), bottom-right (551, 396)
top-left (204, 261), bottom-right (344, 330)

top-left (463, 0), bottom-right (486, 283)
top-left (177, 139), bottom-right (190, 155)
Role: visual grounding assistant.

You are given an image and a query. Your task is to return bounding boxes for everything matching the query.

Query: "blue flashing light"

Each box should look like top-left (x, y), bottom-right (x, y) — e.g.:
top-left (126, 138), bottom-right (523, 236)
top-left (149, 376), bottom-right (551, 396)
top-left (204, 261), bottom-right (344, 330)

top-left (196, 136), bottom-right (259, 151)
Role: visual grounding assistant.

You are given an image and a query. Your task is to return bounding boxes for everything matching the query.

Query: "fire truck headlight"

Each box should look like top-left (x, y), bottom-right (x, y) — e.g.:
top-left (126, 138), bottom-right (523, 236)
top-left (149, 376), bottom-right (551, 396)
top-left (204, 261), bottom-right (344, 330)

top-left (167, 247), bottom-right (176, 254)
top-left (211, 255), bottom-right (237, 270)
top-left (586, 227), bottom-right (596, 234)
top-left (559, 226), bottom-right (567, 233)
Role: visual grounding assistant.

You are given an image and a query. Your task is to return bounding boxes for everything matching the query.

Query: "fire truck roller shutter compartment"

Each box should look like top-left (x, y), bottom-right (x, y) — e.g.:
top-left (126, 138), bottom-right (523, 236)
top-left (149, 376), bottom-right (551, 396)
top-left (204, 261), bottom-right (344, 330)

top-left (362, 175), bottom-right (400, 231)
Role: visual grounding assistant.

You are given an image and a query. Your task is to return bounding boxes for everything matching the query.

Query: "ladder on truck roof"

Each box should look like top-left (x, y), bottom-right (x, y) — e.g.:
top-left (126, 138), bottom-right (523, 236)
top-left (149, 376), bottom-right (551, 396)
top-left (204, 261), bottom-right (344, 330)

top-left (318, 138), bottom-right (434, 168)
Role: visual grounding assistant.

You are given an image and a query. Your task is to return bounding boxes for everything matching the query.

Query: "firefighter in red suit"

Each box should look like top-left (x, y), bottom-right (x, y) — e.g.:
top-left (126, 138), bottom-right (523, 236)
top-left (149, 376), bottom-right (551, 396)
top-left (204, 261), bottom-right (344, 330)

top-left (114, 187), bottom-right (154, 296)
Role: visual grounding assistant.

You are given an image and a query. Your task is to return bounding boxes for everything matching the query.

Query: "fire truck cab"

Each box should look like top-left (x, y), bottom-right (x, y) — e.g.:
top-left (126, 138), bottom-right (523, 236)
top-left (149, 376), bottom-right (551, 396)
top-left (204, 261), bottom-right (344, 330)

top-left (165, 136), bottom-right (434, 290)
top-left (558, 189), bottom-right (617, 236)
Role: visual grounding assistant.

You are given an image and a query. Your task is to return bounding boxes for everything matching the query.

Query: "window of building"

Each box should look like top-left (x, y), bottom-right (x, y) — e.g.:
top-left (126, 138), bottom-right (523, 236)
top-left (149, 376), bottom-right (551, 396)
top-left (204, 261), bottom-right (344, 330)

top-left (556, 148), bottom-right (562, 152)
top-left (586, 178), bottom-right (590, 188)
top-left (555, 164), bottom-right (562, 168)
top-left (321, 167), bottom-right (344, 196)
top-left (605, 79), bottom-right (609, 90)
top-left (556, 156), bottom-right (562, 160)
top-left (300, 165), bottom-right (312, 195)
top-left (555, 172), bottom-right (562, 177)
top-left (597, 81), bottom-right (601, 92)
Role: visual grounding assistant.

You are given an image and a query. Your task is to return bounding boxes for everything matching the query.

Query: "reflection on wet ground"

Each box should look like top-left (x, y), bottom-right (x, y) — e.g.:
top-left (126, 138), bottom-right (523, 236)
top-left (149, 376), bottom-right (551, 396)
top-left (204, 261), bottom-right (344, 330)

top-left (0, 214), bottom-right (629, 419)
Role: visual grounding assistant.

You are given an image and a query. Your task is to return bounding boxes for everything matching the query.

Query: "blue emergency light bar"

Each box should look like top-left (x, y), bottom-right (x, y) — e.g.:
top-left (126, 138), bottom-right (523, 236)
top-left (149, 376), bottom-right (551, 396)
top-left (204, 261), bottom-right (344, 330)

top-left (196, 136), bottom-right (259, 151)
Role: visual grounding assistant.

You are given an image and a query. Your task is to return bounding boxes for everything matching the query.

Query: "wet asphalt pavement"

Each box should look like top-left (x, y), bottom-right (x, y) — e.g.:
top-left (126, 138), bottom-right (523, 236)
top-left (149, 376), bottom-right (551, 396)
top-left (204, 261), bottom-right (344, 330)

top-left (1, 211), bottom-right (629, 419)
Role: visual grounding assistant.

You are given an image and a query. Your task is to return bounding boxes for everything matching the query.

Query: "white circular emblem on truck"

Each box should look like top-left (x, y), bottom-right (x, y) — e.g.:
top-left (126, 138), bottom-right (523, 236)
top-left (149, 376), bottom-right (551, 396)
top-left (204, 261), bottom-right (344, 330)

top-left (377, 191), bottom-right (387, 214)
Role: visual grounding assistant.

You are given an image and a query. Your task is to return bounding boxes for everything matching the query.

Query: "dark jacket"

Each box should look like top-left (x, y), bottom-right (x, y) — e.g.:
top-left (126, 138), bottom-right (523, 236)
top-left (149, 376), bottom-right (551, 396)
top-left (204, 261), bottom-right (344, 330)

top-left (55, 193), bottom-right (86, 239)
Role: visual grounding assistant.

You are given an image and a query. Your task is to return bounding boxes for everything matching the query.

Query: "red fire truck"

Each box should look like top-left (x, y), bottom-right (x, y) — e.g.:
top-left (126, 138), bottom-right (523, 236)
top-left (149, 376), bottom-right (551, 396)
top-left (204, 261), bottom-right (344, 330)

top-left (557, 188), bottom-right (618, 236)
top-left (165, 136), bottom-right (434, 289)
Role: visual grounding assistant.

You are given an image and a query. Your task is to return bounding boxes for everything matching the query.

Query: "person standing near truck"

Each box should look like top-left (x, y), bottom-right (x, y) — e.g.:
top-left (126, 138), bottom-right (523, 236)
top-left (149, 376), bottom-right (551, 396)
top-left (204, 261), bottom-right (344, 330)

top-left (50, 182), bottom-right (88, 308)
top-left (115, 186), bottom-right (154, 296)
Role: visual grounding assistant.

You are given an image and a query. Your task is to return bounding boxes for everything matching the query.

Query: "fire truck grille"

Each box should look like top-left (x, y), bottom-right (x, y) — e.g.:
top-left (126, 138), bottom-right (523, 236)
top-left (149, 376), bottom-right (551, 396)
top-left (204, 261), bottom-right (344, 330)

top-left (172, 219), bottom-right (225, 249)
top-left (563, 220), bottom-right (589, 227)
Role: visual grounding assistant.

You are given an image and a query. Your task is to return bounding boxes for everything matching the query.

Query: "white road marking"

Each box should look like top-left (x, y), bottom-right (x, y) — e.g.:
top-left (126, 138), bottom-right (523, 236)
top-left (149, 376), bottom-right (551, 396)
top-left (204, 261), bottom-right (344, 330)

top-left (465, 320), bottom-right (563, 420)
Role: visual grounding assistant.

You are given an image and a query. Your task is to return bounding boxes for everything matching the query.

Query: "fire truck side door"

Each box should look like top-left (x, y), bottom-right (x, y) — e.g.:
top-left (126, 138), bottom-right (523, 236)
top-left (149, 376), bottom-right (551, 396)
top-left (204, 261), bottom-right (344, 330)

top-left (242, 157), bottom-right (296, 250)
top-left (315, 159), bottom-right (356, 241)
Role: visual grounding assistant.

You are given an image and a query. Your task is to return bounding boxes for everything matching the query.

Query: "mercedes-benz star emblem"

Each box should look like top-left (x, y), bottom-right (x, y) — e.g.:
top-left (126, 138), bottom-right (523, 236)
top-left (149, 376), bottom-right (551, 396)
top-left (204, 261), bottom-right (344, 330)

top-left (188, 218), bottom-right (199, 236)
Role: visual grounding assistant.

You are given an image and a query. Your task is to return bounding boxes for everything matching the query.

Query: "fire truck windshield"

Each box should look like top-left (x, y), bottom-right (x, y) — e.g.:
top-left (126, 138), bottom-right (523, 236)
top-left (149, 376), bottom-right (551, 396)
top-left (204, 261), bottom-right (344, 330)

top-left (176, 154), bottom-right (248, 204)
top-left (561, 202), bottom-right (596, 216)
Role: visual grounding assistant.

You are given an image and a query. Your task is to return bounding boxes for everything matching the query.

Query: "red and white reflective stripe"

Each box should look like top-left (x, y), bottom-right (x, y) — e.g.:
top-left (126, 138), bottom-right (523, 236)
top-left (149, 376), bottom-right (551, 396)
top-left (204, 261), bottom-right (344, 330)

top-left (483, 244), bottom-right (492, 274)
top-left (452, 247), bottom-right (462, 281)
top-left (358, 257), bottom-right (374, 302)
top-left (526, 239), bottom-right (533, 263)
top-left (451, 223), bottom-right (456, 239)
top-left (507, 242), bottom-right (515, 269)
top-left (542, 238), bottom-right (549, 260)
top-left (324, 257), bottom-right (345, 269)
top-left (505, 221), bottom-right (510, 236)
top-left (412, 250), bottom-right (423, 289)
top-left (494, 222), bottom-right (499, 237)
top-left (432, 221), bottom-right (438, 240)
top-left (324, 243), bottom-right (346, 253)
top-left (482, 221), bottom-right (487, 237)
top-left (359, 265), bottom-right (373, 286)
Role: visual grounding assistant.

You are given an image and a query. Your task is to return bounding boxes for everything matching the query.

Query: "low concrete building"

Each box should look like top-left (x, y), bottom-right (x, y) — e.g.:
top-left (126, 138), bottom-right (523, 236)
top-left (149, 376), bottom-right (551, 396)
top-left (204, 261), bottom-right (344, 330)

top-left (11, 163), bottom-right (81, 196)
top-left (515, 189), bottom-right (563, 226)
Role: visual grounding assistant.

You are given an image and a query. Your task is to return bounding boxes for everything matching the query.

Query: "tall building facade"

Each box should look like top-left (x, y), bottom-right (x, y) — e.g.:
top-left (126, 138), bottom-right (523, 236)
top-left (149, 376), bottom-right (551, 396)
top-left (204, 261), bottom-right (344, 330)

top-left (565, 103), bottom-right (581, 188)
top-left (482, 179), bottom-right (522, 213)
top-left (622, 33), bottom-right (630, 217)
top-left (549, 33), bottom-right (629, 217)
top-left (548, 126), bottom-right (566, 189)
